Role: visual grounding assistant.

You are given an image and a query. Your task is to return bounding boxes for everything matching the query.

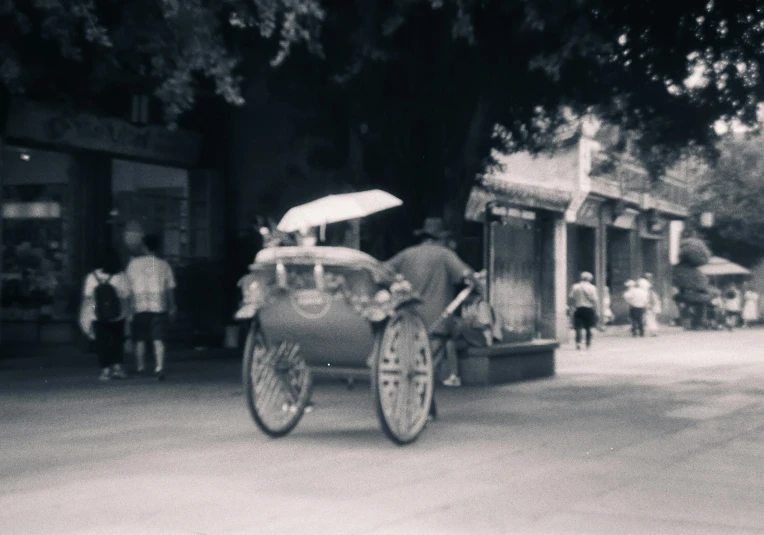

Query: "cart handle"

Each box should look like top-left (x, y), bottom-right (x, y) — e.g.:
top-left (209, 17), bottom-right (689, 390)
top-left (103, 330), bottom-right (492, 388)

top-left (442, 283), bottom-right (477, 319)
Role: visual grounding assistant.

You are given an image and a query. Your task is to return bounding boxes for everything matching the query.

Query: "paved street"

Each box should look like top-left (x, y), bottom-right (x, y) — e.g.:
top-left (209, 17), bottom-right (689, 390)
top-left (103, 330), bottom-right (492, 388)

top-left (2, 328), bottom-right (764, 534)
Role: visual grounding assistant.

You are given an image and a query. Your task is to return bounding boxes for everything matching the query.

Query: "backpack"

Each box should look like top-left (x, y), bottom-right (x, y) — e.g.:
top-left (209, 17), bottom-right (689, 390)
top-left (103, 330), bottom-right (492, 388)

top-left (94, 272), bottom-right (121, 321)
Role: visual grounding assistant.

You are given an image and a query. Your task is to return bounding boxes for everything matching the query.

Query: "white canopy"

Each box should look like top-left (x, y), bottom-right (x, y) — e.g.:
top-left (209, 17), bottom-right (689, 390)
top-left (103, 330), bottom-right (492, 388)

top-left (699, 256), bottom-right (751, 277)
top-left (277, 190), bottom-right (402, 233)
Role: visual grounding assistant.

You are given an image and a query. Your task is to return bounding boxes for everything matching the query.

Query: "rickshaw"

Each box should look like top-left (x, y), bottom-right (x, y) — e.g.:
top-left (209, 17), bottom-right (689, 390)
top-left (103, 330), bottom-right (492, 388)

top-left (234, 191), bottom-right (475, 445)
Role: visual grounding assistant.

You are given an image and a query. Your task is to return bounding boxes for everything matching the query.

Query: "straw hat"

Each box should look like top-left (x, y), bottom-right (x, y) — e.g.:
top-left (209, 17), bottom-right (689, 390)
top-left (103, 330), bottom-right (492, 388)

top-left (414, 217), bottom-right (452, 240)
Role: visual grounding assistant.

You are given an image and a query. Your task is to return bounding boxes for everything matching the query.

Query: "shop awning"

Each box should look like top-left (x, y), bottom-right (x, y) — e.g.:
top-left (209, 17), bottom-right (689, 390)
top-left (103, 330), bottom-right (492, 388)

top-left (465, 178), bottom-right (572, 222)
top-left (699, 257), bottom-right (751, 277)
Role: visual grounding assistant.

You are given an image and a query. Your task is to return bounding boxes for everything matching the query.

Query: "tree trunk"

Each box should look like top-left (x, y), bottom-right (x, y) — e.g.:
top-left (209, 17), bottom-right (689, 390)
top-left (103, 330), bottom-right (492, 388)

top-left (443, 90), bottom-right (492, 240)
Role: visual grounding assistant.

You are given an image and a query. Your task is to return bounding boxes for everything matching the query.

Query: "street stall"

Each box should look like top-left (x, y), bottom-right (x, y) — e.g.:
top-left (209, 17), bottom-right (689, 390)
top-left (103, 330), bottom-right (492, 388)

top-left (699, 256), bottom-right (751, 286)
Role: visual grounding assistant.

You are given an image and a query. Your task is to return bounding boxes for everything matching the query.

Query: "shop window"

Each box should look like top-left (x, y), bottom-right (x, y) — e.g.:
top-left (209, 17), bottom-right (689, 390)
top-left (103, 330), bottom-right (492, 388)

top-left (112, 160), bottom-right (191, 265)
top-left (1, 148), bottom-right (73, 331)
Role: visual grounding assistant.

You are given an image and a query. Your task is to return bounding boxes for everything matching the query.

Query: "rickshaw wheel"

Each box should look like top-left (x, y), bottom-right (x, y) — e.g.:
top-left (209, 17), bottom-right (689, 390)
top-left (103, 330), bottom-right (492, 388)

top-left (372, 309), bottom-right (434, 445)
top-left (242, 321), bottom-right (312, 438)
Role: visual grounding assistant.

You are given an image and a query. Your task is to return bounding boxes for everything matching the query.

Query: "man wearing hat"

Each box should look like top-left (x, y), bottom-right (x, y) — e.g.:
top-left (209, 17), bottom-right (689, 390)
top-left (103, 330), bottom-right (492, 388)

top-left (385, 217), bottom-right (477, 331)
top-left (568, 272), bottom-right (599, 349)
top-left (384, 218), bottom-right (479, 389)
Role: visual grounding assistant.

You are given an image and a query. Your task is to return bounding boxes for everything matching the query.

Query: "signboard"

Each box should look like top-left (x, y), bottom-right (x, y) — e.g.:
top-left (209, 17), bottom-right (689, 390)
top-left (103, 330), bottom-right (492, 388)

top-left (290, 289), bottom-right (332, 319)
top-left (489, 204), bottom-right (537, 221)
top-left (5, 99), bottom-right (201, 167)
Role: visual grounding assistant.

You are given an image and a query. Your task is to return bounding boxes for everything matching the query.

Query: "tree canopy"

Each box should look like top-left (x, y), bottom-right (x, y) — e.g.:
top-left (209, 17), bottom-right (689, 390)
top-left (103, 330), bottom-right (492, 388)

top-left (4, 0), bottom-right (764, 233)
top-left (690, 133), bottom-right (764, 265)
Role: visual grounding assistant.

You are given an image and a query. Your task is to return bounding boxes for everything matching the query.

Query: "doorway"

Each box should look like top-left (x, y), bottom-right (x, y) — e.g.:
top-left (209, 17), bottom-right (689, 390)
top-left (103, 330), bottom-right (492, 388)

top-left (607, 228), bottom-right (632, 322)
top-left (489, 215), bottom-right (538, 342)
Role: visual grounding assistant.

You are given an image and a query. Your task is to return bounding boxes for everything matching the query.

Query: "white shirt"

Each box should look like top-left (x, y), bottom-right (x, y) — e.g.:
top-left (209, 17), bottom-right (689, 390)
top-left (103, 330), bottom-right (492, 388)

top-left (126, 255), bottom-right (176, 313)
top-left (624, 286), bottom-right (650, 308)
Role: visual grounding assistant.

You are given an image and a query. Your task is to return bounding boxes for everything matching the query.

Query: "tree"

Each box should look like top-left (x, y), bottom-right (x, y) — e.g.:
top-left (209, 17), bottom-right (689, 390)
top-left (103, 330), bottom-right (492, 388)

top-left (289, 0), bottom-right (764, 236)
top-left (691, 133), bottom-right (764, 265)
top-left (0, 0), bottom-right (323, 124)
top-left (4, 0), bottom-right (764, 236)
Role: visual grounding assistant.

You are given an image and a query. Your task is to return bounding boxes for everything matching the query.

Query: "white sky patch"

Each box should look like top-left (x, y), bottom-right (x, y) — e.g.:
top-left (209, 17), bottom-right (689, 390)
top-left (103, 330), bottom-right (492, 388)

top-left (714, 120), bottom-right (729, 134)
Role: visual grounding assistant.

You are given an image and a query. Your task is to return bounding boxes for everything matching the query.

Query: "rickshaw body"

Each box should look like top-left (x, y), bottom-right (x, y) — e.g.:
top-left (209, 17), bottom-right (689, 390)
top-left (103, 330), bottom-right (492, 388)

top-left (235, 246), bottom-right (436, 445)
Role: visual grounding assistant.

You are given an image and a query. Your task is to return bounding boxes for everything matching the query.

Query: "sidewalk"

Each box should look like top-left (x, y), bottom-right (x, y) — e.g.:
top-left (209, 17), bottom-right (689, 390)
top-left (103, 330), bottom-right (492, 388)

top-left (595, 323), bottom-right (684, 338)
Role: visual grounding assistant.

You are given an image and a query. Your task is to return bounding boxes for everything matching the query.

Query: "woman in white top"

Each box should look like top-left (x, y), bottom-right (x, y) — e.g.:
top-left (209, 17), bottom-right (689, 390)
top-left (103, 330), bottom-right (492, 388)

top-left (723, 284), bottom-right (742, 330)
top-left (81, 248), bottom-right (132, 381)
top-left (742, 284), bottom-right (760, 327)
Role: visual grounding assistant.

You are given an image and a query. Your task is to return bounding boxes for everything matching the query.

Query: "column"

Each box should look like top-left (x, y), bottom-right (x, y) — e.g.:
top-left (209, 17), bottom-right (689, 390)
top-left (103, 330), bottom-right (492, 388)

top-left (554, 215), bottom-right (569, 343)
top-left (630, 215), bottom-right (642, 279)
top-left (595, 205), bottom-right (607, 323)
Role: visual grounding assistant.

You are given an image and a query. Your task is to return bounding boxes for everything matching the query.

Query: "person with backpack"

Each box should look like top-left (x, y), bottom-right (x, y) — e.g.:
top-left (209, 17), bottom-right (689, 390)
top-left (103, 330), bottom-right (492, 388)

top-left (81, 248), bottom-right (132, 381)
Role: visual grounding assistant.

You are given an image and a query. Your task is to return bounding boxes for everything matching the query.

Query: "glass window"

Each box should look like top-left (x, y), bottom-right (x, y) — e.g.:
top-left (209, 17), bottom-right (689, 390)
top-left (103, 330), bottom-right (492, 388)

top-left (2, 152), bottom-right (72, 324)
top-left (111, 160), bottom-right (190, 265)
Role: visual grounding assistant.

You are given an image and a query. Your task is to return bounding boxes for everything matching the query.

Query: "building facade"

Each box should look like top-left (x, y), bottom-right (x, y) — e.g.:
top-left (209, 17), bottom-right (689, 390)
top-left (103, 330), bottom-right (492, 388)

top-left (465, 144), bottom-right (578, 345)
top-left (0, 98), bottom-right (226, 352)
top-left (466, 124), bottom-right (692, 344)
top-left (568, 132), bottom-right (690, 325)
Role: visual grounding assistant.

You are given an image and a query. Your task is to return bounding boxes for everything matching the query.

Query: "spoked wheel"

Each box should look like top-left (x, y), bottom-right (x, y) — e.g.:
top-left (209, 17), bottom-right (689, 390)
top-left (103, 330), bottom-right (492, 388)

top-left (372, 309), bottom-right (434, 445)
top-left (242, 322), bottom-right (312, 438)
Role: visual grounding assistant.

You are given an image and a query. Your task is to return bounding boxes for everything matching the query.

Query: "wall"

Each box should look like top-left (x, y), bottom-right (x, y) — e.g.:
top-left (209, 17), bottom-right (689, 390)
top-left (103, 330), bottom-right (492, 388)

top-left (488, 146), bottom-right (579, 193)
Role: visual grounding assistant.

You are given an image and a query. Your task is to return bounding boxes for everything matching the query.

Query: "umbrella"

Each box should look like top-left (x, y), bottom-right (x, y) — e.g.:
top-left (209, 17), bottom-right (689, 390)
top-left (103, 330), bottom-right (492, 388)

top-left (277, 189), bottom-right (403, 233)
top-left (699, 256), bottom-right (751, 277)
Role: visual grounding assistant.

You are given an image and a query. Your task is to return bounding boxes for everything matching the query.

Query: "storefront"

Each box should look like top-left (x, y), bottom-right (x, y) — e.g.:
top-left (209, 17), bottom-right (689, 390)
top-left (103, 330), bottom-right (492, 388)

top-left (566, 194), bottom-right (678, 324)
top-left (0, 99), bottom-right (224, 351)
top-left (466, 178), bottom-right (571, 344)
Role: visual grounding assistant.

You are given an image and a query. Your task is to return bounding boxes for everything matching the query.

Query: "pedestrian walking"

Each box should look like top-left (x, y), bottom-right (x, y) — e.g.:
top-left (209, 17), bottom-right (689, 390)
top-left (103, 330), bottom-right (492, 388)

top-left (723, 284), bottom-right (742, 330)
top-left (642, 273), bottom-right (661, 337)
top-left (742, 284), bottom-right (760, 327)
top-left (624, 279), bottom-right (649, 337)
top-left (568, 272), bottom-right (598, 349)
top-left (81, 248), bottom-right (132, 381)
top-left (126, 234), bottom-right (177, 381)
top-left (602, 286), bottom-right (615, 326)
